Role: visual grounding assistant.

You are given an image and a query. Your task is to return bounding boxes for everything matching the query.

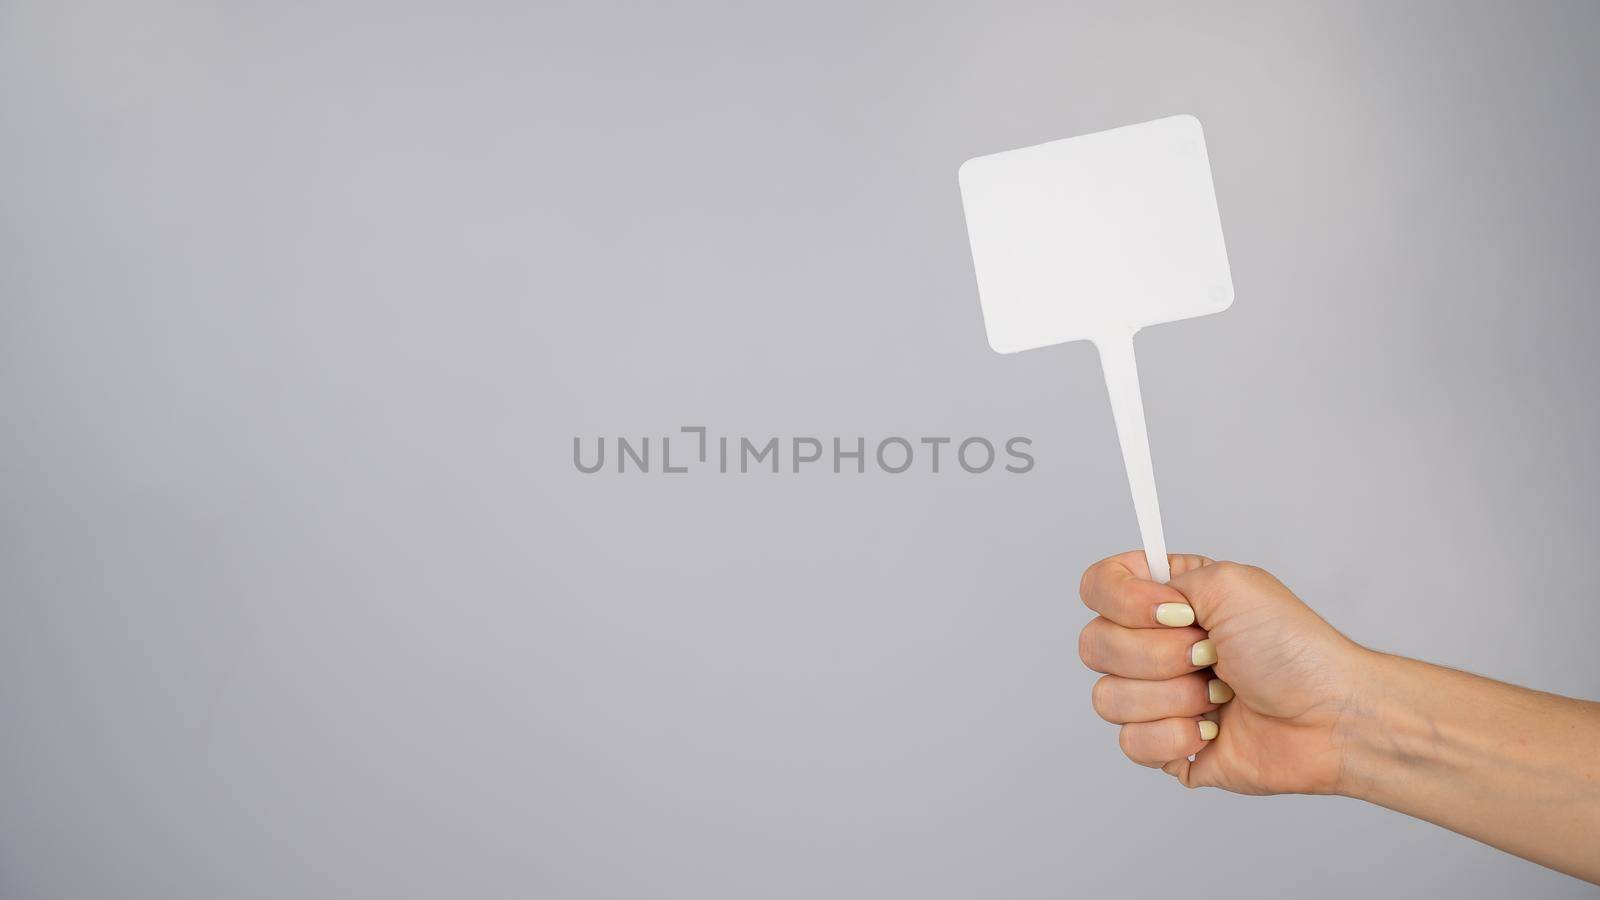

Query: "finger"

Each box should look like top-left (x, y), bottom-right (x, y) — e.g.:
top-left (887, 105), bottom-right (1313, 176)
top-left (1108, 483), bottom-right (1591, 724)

top-left (1167, 559), bottom-right (1282, 628)
top-left (1078, 616), bottom-right (1212, 680)
top-left (1118, 716), bottom-right (1218, 767)
top-left (1169, 712), bottom-right (1228, 788)
top-left (1090, 673), bottom-right (1229, 724)
top-left (1080, 551), bottom-right (1214, 628)
top-left (1161, 757), bottom-right (1192, 785)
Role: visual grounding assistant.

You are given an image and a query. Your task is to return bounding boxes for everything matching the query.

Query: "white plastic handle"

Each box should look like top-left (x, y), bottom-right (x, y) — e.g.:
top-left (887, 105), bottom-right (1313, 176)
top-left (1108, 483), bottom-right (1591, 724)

top-left (1095, 332), bottom-right (1171, 584)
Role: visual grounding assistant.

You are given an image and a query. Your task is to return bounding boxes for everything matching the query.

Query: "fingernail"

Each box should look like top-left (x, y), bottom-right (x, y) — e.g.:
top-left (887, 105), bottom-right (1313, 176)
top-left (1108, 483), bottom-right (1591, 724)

top-left (1198, 720), bottom-right (1219, 741)
top-left (1190, 639), bottom-right (1217, 667)
top-left (1155, 603), bottom-right (1195, 627)
top-left (1207, 679), bottom-right (1234, 704)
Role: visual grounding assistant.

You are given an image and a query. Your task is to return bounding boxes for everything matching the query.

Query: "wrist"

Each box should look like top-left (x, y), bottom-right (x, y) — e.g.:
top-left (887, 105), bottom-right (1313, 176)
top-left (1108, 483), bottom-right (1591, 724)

top-left (1328, 647), bottom-right (1407, 802)
top-left (1329, 649), bottom-right (1487, 805)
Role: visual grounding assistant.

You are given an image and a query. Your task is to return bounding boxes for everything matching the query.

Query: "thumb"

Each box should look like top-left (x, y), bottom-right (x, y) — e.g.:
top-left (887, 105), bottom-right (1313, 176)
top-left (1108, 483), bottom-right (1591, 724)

top-left (1167, 561), bottom-right (1283, 631)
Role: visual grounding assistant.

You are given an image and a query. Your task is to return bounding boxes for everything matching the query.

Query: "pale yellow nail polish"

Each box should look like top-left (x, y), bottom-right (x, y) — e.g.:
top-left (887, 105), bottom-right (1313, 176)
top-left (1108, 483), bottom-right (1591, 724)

top-left (1155, 603), bottom-right (1195, 627)
top-left (1198, 720), bottom-right (1219, 741)
top-left (1207, 678), bottom-right (1234, 704)
top-left (1190, 639), bottom-right (1217, 667)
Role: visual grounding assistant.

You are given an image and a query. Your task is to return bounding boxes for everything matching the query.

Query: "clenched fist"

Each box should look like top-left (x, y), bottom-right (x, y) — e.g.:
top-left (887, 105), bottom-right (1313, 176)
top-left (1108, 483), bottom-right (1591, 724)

top-left (1077, 551), bottom-right (1364, 794)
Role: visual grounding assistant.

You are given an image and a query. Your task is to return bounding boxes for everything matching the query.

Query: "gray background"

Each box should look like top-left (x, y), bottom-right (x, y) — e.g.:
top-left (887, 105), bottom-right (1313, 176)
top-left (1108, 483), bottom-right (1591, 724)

top-left (2, 1), bottom-right (1597, 897)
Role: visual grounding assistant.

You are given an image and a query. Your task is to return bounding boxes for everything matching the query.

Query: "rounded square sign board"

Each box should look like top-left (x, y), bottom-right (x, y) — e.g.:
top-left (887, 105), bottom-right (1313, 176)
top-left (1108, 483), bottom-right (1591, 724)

top-left (958, 114), bottom-right (1234, 354)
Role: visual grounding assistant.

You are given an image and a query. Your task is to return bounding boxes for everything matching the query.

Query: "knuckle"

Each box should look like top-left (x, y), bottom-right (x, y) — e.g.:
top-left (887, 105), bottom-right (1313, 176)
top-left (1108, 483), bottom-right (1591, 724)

top-left (1213, 560), bottom-right (1269, 587)
top-left (1210, 561), bottom-right (1248, 586)
top-left (1091, 676), bottom-right (1118, 721)
top-left (1077, 621), bottom-right (1102, 670)
top-left (1117, 725), bottom-right (1140, 760)
top-left (1205, 561), bottom-right (1266, 603)
top-left (1235, 563), bottom-right (1268, 584)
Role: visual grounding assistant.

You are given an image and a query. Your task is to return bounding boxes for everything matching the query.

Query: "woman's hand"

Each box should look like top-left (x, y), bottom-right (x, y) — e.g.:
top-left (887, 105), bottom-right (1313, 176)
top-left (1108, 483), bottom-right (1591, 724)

top-left (1077, 550), bottom-right (1600, 884)
top-left (1077, 551), bottom-right (1365, 794)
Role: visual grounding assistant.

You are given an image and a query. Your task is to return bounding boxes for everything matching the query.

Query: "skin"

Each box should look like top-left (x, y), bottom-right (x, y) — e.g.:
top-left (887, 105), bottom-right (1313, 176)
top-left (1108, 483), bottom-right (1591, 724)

top-left (1077, 550), bottom-right (1600, 884)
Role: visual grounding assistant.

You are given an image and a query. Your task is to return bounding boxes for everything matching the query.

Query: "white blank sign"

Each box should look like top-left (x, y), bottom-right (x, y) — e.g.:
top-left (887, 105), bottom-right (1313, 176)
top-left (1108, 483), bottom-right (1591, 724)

top-left (958, 114), bottom-right (1233, 354)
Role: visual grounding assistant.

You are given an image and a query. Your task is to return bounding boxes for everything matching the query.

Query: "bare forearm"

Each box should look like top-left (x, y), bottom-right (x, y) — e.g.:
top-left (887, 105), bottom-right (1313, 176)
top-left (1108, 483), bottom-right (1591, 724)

top-left (1335, 650), bottom-right (1600, 882)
